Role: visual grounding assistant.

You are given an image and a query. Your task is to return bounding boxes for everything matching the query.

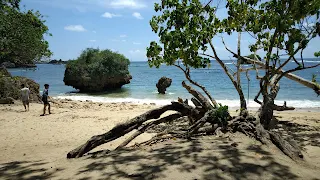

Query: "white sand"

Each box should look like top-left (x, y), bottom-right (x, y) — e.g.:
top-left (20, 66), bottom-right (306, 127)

top-left (0, 99), bottom-right (319, 180)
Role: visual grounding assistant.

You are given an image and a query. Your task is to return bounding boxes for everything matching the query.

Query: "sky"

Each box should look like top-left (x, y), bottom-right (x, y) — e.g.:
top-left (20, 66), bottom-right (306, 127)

top-left (21, 0), bottom-right (319, 61)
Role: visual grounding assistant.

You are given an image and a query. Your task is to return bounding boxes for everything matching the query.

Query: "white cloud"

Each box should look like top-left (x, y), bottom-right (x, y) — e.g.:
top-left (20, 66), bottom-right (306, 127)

top-left (133, 42), bottom-right (141, 45)
top-left (101, 12), bottom-right (122, 18)
top-left (129, 49), bottom-right (141, 54)
top-left (92, 31), bottom-right (97, 33)
top-left (89, 40), bottom-right (97, 42)
top-left (64, 25), bottom-right (86, 32)
top-left (111, 39), bottom-right (126, 42)
top-left (120, 34), bottom-right (127, 38)
top-left (110, 0), bottom-right (146, 9)
top-left (26, 0), bottom-right (149, 11)
top-left (132, 12), bottom-right (143, 19)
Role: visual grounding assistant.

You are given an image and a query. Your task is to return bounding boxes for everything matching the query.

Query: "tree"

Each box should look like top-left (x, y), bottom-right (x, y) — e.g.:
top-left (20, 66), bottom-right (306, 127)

top-left (0, 0), bottom-right (52, 66)
top-left (223, 0), bottom-right (320, 129)
top-left (67, 0), bottom-right (318, 161)
top-left (64, 48), bottom-right (132, 92)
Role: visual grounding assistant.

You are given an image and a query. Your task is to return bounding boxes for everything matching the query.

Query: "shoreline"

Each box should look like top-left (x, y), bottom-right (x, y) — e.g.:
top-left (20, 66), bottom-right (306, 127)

top-left (53, 96), bottom-right (320, 112)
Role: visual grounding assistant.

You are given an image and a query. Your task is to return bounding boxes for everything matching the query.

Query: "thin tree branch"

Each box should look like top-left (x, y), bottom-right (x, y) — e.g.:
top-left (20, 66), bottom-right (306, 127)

top-left (173, 64), bottom-right (218, 107)
top-left (275, 63), bottom-right (320, 85)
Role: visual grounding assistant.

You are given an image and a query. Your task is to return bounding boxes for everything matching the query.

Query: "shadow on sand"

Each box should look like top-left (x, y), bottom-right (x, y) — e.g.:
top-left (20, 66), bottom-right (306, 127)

top-left (0, 160), bottom-right (64, 180)
top-left (75, 137), bottom-right (300, 180)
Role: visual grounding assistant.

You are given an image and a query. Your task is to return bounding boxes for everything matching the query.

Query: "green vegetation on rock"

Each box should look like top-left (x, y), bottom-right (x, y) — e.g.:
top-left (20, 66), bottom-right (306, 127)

top-left (64, 48), bottom-right (132, 92)
top-left (0, 67), bottom-right (41, 102)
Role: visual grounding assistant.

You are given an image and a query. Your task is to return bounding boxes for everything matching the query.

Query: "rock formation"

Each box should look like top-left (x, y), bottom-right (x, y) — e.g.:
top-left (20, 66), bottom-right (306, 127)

top-left (156, 76), bottom-right (172, 94)
top-left (64, 67), bottom-right (132, 92)
top-left (63, 48), bottom-right (132, 92)
top-left (0, 67), bottom-right (41, 103)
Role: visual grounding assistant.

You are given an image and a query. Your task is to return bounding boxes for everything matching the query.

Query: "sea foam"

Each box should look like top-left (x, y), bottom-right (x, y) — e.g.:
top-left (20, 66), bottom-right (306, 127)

top-left (55, 95), bottom-right (320, 108)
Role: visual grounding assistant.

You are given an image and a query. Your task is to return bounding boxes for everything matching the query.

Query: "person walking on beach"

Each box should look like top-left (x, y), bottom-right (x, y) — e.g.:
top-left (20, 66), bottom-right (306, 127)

top-left (21, 84), bottom-right (30, 111)
top-left (41, 84), bottom-right (51, 116)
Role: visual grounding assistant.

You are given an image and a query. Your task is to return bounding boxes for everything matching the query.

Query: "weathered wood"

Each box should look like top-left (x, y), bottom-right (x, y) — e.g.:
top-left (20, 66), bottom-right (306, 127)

top-left (269, 131), bottom-right (304, 161)
top-left (67, 102), bottom-right (199, 158)
top-left (191, 97), bottom-right (202, 107)
top-left (273, 101), bottom-right (295, 111)
top-left (188, 110), bottom-right (215, 136)
top-left (116, 113), bottom-right (182, 150)
top-left (182, 81), bottom-right (214, 110)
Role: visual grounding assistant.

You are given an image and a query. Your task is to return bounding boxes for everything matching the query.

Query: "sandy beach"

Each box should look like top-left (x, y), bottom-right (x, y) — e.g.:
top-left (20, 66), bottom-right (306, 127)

top-left (0, 99), bottom-right (320, 180)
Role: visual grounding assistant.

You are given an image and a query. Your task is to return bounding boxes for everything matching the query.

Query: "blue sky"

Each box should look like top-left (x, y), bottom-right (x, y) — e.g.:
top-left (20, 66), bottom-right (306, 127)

top-left (21, 0), bottom-right (319, 61)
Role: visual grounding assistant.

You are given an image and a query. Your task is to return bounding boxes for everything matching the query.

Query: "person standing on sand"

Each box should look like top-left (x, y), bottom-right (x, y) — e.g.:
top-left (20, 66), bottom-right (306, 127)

top-left (21, 84), bottom-right (30, 111)
top-left (41, 84), bottom-right (51, 116)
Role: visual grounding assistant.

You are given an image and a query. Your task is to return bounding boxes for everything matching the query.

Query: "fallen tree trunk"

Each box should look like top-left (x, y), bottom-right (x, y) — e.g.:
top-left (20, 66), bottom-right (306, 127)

top-left (67, 102), bottom-right (200, 158)
top-left (116, 113), bottom-right (182, 150)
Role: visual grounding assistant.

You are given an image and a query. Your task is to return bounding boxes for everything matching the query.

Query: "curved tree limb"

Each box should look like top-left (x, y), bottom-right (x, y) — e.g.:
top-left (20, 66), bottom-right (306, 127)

top-left (210, 39), bottom-right (247, 109)
top-left (182, 81), bottom-right (214, 110)
top-left (174, 64), bottom-right (218, 107)
top-left (116, 113), bottom-right (183, 150)
top-left (67, 102), bottom-right (200, 158)
top-left (224, 44), bottom-right (320, 95)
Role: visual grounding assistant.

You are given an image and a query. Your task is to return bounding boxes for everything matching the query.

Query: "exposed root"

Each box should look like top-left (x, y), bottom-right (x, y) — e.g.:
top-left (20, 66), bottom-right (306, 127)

top-left (67, 83), bottom-right (303, 162)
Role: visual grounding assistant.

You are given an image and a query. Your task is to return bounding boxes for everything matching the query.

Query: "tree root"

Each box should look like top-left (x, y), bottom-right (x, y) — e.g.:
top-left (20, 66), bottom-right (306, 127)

top-left (67, 102), bottom-right (201, 158)
top-left (67, 81), bottom-right (303, 162)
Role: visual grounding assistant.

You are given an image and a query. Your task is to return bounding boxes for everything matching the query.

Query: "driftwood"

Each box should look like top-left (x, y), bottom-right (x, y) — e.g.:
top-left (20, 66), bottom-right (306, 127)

top-left (116, 113), bottom-right (182, 150)
top-left (182, 81), bottom-right (214, 110)
top-left (67, 102), bottom-right (200, 158)
top-left (67, 83), bottom-right (304, 162)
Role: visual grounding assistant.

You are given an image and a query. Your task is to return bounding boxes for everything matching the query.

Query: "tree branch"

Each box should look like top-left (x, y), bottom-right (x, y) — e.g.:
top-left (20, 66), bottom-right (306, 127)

top-left (174, 64), bottom-right (218, 107)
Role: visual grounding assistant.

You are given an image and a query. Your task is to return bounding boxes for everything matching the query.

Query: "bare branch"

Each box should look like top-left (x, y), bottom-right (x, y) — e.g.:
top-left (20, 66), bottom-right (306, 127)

top-left (173, 64), bottom-right (218, 107)
top-left (275, 63), bottom-right (320, 85)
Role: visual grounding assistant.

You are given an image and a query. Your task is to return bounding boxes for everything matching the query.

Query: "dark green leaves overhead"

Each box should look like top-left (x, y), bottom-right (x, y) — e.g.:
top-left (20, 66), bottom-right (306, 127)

top-left (0, 0), bottom-right (52, 65)
top-left (147, 0), bottom-right (319, 71)
top-left (226, 0), bottom-right (320, 62)
top-left (147, 0), bottom-right (218, 69)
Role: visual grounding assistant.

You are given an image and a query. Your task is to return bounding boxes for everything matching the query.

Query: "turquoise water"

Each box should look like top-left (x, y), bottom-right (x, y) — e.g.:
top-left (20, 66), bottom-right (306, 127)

top-left (7, 60), bottom-right (320, 107)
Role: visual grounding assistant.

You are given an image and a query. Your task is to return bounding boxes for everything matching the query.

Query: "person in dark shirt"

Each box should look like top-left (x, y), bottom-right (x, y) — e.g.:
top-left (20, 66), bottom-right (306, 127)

top-left (40, 84), bottom-right (51, 116)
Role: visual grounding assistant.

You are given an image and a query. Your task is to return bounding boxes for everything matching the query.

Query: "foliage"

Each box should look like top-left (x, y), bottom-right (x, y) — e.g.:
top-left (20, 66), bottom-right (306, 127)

top-left (241, 54), bottom-right (261, 64)
top-left (146, 0), bottom-right (218, 68)
top-left (225, 0), bottom-right (320, 62)
top-left (0, 75), bottom-right (41, 102)
top-left (0, 0), bottom-right (52, 65)
top-left (66, 48), bottom-right (130, 77)
top-left (212, 104), bottom-right (230, 124)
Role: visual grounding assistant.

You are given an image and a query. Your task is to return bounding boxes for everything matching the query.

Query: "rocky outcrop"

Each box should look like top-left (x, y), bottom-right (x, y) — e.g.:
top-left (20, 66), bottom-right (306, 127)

top-left (49, 59), bottom-right (68, 64)
top-left (0, 62), bottom-right (37, 68)
top-left (1, 62), bottom-right (15, 68)
top-left (0, 97), bottom-right (14, 104)
top-left (0, 68), bottom-right (41, 103)
top-left (64, 66), bottom-right (132, 92)
top-left (156, 76), bottom-right (172, 94)
top-left (63, 48), bottom-right (132, 92)
top-left (0, 67), bottom-right (11, 77)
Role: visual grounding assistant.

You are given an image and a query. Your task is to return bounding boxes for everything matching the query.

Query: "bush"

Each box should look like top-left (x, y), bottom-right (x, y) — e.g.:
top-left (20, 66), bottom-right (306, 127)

top-left (64, 48), bottom-right (132, 92)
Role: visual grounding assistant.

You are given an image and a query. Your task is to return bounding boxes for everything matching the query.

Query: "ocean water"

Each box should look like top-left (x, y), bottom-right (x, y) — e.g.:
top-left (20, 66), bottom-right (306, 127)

top-left (7, 60), bottom-right (320, 108)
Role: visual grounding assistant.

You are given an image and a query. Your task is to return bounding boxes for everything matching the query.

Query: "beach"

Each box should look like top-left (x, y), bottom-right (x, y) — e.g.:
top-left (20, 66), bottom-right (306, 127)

top-left (0, 100), bottom-right (320, 180)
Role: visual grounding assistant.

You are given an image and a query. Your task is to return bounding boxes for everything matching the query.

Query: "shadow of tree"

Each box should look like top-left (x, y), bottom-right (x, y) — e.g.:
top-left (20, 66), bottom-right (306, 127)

top-left (75, 136), bottom-right (301, 180)
top-left (277, 120), bottom-right (320, 148)
top-left (0, 160), bottom-right (63, 180)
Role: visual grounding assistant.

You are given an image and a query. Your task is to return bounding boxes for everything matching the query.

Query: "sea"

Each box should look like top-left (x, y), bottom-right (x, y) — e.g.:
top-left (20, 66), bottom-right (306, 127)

top-left (7, 60), bottom-right (320, 108)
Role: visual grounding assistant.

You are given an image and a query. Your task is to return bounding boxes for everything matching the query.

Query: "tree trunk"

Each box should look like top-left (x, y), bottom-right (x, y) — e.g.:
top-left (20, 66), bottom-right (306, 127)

top-left (259, 95), bottom-right (274, 129)
top-left (67, 102), bottom-right (200, 158)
